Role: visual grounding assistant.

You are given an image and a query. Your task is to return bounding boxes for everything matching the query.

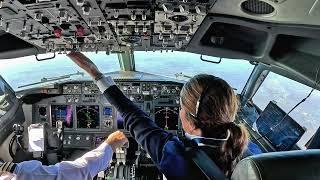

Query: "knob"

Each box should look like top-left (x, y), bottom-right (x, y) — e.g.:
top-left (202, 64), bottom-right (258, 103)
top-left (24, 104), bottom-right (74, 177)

top-left (153, 87), bottom-right (158, 91)
top-left (76, 136), bottom-right (80, 141)
top-left (134, 24), bottom-right (139, 33)
top-left (158, 32), bottom-right (163, 40)
top-left (179, 5), bottom-right (188, 14)
top-left (176, 99), bottom-right (180, 104)
top-left (123, 86), bottom-right (128, 91)
top-left (142, 25), bottom-right (147, 33)
top-left (85, 136), bottom-right (90, 141)
top-left (38, 107), bottom-right (47, 116)
top-left (34, 12), bottom-right (43, 21)
top-left (186, 33), bottom-right (190, 41)
top-left (106, 33), bottom-right (111, 40)
top-left (142, 12), bottom-right (147, 20)
top-left (68, 135), bottom-right (72, 140)
top-left (22, 19), bottom-right (27, 31)
top-left (114, 9), bottom-right (119, 18)
top-left (74, 98), bottom-right (79, 103)
top-left (129, 96), bottom-right (134, 101)
top-left (76, 0), bottom-right (85, 6)
top-left (131, 11), bottom-right (136, 20)
top-left (170, 32), bottom-right (174, 39)
top-left (5, 22), bottom-right (9, 32)
top-left (82, 3), bottom-right (91, 16)
top-left (123, 25), bottom-right (128, 33)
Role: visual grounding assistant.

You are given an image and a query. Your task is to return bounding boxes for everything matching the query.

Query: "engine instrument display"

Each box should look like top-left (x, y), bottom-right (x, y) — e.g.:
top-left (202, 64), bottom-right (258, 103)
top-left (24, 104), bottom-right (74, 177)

top-left (51, 105), bottom-right (73, 128)
top-left (76, 105), bottom-right (100, 129)
top-left (155, 106), bottom-right (179, 130)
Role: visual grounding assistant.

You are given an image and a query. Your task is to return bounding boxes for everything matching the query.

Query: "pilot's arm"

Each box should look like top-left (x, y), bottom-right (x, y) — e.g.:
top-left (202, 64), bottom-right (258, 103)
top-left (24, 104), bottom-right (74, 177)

top-left (0, 131), bottom-right (127, 180)
top-left (67, 52), bottom-right (176, 168)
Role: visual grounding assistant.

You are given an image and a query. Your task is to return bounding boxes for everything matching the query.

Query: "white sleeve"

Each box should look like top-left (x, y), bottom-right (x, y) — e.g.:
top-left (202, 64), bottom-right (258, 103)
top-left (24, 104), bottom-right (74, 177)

top-left (14, 143), bottom-right (113, 180)
top-left (95, 76), bottom-right (116, 93)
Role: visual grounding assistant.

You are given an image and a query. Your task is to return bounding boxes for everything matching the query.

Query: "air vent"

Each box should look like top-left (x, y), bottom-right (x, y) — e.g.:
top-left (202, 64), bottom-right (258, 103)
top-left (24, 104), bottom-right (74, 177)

top-left (241, 0), bottom-right (275, 15)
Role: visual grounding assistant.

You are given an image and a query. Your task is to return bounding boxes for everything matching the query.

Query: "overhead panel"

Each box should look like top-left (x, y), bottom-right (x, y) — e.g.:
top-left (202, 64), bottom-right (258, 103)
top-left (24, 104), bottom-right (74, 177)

top-left (0, 0), bottom-right (217, 54)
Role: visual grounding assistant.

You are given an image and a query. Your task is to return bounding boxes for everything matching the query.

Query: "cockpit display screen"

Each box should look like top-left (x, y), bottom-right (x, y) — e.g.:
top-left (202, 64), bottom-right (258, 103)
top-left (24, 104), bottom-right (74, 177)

top-left (256, 101), bottom-right (305, 151)
top-left (51, 105), bottom-right (73, 128)
top-left (76, 105), bottom-right (100, 129)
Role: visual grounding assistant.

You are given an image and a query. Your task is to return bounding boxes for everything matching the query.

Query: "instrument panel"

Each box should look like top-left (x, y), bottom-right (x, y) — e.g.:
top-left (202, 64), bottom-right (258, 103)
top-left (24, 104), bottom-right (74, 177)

top-left (33, 79), bottom-right (183, 148)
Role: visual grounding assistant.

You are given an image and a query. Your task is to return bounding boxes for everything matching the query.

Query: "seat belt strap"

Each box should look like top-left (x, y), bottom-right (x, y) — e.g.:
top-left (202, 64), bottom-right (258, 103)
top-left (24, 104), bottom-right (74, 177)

top-left (190, 149), bottom-right (228, 180)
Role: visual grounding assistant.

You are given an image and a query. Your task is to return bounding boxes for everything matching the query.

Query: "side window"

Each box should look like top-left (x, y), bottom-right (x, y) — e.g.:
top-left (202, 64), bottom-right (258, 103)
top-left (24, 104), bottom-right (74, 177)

top-left (253, 72), bottom-right (320, 148)
top-left (0, 80), bottom-right (15, 118)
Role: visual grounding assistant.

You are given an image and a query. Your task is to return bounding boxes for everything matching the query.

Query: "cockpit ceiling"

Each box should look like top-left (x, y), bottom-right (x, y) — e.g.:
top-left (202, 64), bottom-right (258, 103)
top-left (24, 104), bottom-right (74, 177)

top-left (187, 14), bottom-right (320, 90)
top-left (211, 0), bottom-right (320, 26)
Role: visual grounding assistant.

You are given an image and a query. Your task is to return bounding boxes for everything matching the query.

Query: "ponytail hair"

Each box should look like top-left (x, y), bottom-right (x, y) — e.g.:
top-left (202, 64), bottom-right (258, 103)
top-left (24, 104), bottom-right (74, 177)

top-left (220, 123), bottom-right (248, 176)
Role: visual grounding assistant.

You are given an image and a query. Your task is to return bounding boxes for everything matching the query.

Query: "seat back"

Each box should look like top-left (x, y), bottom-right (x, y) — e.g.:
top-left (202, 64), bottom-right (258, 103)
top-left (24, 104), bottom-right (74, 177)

top-left (231, 150), bottom-right (320, 180)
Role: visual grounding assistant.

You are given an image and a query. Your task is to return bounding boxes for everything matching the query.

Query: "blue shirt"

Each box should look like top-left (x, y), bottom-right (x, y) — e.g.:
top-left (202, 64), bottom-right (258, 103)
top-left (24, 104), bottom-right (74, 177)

top-left (0, 143), bottom-right (113, 180)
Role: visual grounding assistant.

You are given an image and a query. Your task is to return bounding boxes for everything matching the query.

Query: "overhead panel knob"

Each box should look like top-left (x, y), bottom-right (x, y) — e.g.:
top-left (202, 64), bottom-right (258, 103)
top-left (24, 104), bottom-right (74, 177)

top-left (131, 11), bottom-right (136, 21)
top-left (82, 2), bottom-right (91, 15)
top-left (34, 12), bottom-right (43, 21)
top-left (5, 22), bottom-right (9, 32)
top-left (76, 0), bottom-right (85, 6)
top-left (22, 19), bottom-right (27, 31)
top-left (142, 12), bottom-right (147, 20)
top-left (114, 9), bottom-right (119, 18)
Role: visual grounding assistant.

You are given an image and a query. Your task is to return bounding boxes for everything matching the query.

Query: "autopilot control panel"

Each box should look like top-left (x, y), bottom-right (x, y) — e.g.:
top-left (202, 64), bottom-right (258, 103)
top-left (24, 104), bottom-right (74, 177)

top-left (33, 79), bottom-right (183, 149)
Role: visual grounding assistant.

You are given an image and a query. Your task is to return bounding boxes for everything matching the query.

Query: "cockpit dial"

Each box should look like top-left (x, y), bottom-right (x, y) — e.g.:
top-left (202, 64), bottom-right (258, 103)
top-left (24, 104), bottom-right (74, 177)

top-left (76, 105), bottom-right (100, 129)
top-left (155, 106), bottom-right (179, 130)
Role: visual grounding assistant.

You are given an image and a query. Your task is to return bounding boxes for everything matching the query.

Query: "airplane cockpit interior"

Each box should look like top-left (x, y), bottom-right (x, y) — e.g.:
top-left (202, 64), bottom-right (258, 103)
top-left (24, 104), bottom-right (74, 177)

top-left (0, 0), bottom-right (320, 179)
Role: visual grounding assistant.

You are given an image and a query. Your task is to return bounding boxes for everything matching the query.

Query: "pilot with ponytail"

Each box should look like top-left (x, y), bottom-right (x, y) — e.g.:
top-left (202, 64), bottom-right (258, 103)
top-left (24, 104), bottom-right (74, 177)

top-left (68, 52), bottom-right (262, 179)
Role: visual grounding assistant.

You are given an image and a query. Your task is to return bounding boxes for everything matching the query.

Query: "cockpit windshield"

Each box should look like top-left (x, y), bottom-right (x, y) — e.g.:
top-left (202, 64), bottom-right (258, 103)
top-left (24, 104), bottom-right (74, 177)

top-left (135, 51), bottom-right (254, 93)
top-left (0, 51), bottom-right (254, 93)
top-left (0, 52), bottom-right (119, 91)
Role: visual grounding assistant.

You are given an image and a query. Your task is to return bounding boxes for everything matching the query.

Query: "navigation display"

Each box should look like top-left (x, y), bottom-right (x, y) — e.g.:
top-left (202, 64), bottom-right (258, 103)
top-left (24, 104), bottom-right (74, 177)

top-left (76, 105), bottom-right (100, 129)
top-left (256, 101), bottom-right (305, 151)
top-left (155, 106), bottom-right (179, 130)
top-left (51, 105), bottom-right (73, 128)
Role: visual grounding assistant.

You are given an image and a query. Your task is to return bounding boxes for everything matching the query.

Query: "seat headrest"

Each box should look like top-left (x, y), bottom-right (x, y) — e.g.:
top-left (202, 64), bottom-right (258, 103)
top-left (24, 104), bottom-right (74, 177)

top-left (231, 150), bottom-right (320, 180)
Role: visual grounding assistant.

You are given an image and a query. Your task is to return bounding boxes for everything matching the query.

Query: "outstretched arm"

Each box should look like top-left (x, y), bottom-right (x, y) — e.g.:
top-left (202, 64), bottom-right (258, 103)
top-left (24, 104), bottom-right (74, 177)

top-left (67, 52), bottom-right (176, 166)
top-left (13, 131), bottom-right (127, 180)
